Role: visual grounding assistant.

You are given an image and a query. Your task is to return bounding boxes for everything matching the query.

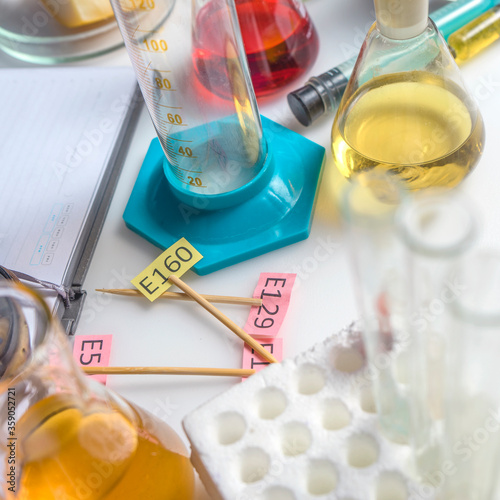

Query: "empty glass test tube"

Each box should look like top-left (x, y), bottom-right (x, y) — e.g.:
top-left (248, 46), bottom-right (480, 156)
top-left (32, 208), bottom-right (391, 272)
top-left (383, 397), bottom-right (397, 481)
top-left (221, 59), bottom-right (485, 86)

top-left (396, 190), bottom-right (479, 481)
top-left (439, 251), bottom-right (500, 499)
top-left (341, 177), bottom-right (479, 450)
top-left (340, 174), bottom-right (411, 444)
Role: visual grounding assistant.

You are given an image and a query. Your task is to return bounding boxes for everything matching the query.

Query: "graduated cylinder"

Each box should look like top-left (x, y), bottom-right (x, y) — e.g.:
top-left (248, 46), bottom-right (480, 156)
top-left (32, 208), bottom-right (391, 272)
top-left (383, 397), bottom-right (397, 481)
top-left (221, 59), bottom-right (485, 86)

top-left (110, 0), bottom-right (267, 202)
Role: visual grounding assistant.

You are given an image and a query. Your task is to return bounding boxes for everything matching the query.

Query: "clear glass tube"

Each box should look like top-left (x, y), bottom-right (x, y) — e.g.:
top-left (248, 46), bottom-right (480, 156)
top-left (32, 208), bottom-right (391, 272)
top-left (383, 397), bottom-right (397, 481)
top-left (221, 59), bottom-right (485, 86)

top-left (396, 189), bottom-right (479, 480)
top-left (110, 0), bottom-right (267, 198)
top-left (439, 251), bottom-right (500, 499)
top-left (341, 174), bottom-right (411, 444)
top-left (341, 177), bottom-right (479, 453)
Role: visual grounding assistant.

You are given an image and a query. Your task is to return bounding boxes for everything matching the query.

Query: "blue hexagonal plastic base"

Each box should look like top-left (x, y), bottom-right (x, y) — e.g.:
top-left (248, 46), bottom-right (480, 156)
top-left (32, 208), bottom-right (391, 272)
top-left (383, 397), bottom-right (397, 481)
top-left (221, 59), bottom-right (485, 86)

top-left (123, 116), bottom-right (325, 275)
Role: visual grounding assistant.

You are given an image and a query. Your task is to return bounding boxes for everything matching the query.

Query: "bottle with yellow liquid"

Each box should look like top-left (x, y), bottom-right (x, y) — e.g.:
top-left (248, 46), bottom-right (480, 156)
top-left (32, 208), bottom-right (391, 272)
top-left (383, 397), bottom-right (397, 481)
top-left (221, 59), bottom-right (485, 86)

top-left (0, 280), bottom-right (194, 500)
top-left (331, 0), bottom-right (485, 191)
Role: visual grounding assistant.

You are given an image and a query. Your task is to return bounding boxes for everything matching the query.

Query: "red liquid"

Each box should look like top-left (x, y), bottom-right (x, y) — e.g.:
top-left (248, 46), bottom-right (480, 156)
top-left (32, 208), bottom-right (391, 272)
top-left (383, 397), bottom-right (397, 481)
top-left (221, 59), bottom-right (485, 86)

top-left (193, 0), bottom-right (319, 98)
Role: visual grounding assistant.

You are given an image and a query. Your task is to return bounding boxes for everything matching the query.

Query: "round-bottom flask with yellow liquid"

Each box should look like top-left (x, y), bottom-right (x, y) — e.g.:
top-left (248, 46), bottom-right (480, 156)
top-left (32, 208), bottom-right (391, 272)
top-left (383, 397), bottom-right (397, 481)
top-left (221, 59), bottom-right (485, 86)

top-left (332, 0), bottom-right (485, 191)
top-left (0, 281), bottom-right (195, 500)
top-left (15, 395), bottom-right (194, 500)
top-left (332, 71), bottom-right (484, 191)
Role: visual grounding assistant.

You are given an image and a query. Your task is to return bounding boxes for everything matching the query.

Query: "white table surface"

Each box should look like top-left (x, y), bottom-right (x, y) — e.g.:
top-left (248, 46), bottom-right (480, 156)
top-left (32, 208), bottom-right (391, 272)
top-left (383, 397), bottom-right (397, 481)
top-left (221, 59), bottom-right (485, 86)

top-left (2, 0), bottom-right (500, 497)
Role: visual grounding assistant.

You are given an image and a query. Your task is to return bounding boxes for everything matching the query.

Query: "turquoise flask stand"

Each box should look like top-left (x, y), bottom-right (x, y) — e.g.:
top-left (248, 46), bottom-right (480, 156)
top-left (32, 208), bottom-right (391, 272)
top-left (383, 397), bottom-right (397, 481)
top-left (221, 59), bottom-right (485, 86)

top-left (123, 116), bottom-right (325, 275)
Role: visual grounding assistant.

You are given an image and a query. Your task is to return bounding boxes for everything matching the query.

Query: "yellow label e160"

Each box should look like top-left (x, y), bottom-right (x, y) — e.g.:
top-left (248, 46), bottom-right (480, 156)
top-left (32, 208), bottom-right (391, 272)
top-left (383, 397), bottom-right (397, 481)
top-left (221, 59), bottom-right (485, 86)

top-left (131, 238), bottom-right (202, 302)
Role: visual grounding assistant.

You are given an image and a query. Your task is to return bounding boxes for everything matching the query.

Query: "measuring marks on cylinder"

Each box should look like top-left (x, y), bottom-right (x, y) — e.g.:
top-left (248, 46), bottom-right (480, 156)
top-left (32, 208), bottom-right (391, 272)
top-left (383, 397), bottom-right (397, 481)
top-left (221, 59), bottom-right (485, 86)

top-left (119, 14), bottom-right (206, 188)
top-left (121, 22), bottom-right (185, 119)
top-left (164, 135), bottom-right (205, 187)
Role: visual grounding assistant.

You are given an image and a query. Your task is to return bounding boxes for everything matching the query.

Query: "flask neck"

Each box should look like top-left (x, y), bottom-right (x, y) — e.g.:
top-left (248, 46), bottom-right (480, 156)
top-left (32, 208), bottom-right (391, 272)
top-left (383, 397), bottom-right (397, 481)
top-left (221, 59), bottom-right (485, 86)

top-left (0, 282), bottom-right (86, 398)
top-left (374, 0), bottom-right (429, 40)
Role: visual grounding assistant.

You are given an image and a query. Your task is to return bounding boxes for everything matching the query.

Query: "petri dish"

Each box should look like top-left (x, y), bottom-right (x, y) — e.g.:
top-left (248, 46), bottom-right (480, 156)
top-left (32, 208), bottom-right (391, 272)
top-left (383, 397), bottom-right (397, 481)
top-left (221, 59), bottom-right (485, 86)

top-left (0, 0), bottom-right (124, 64)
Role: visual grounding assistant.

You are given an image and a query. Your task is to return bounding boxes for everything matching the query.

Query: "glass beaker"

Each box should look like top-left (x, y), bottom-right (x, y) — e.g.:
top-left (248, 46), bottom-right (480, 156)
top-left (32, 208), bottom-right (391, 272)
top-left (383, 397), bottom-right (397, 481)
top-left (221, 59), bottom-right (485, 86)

top-left (0, 280), bottom-right (194, 499)
top-left (234, 0), bottom-right (319, 97)
top-left (438, 251), bottom-right (500, 500)
top-left (110, 0), bottom-right (267, 207)
top-left (331, 0), bottom-right (485, 191)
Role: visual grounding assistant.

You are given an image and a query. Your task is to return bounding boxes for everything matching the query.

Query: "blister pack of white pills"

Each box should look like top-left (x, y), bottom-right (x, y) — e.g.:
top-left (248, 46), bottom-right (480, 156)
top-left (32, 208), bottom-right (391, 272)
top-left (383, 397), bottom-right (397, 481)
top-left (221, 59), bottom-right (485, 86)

top-left (183, 323), bottom-right (437, 500)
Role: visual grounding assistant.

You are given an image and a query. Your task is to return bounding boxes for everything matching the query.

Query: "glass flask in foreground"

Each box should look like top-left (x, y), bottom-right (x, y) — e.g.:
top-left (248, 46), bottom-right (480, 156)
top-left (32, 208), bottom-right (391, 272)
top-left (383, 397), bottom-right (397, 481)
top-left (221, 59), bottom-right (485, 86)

top-left (0, 280), bottom-right (194, 499)
top-left (331, 0), bottom-right (485, 191)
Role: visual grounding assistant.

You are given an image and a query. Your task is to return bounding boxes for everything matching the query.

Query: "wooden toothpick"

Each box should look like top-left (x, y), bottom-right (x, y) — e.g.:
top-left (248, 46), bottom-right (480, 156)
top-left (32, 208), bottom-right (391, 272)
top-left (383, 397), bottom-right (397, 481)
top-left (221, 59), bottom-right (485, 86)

top-left (83, 366), bottom-right (255, 377)
top-left (167, 274), bottom-right (278, 364)
top-left (96, 288), bottom-right (262, 307)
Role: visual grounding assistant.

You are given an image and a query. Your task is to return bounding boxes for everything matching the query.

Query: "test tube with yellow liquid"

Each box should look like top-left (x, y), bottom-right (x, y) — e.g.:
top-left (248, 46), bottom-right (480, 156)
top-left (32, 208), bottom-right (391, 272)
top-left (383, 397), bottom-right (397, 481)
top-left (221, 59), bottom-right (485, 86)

top-left (0, 282), bottom-right (194, 500)
top-left (448, 4), bottom-right (500, 64)
top-left (331, 0), bottom-right (485, 191)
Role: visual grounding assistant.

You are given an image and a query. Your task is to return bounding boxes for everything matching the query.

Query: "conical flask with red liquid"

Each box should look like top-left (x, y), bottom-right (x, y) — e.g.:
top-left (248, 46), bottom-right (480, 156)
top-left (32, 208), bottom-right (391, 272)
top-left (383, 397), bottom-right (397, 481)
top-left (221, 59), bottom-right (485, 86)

top-left (195, 0), bottom-right (320, 97)
top-left (237, 0), bottom-right (320, 96)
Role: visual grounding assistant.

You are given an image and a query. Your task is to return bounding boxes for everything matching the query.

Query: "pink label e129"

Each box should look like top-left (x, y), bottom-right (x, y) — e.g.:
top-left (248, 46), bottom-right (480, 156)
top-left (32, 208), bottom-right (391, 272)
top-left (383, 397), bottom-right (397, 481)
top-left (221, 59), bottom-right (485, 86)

top-left (244, 273), bottom-right (296, 338)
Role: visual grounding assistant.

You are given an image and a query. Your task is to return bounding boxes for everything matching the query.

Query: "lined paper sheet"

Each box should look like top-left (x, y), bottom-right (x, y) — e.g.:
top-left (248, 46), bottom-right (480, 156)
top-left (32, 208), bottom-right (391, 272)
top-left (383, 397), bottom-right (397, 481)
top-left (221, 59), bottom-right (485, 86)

top-left (0, 67), bottom-right (138, 293)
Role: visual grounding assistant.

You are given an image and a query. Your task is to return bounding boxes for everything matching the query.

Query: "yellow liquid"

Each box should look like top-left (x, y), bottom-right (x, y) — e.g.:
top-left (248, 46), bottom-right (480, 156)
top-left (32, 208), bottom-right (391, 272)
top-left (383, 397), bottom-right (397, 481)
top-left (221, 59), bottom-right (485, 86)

top-left (11, 395), bottom-right (194, 500)
top-left (331, 72), bottom-right (485, 190)
top-left (448, 6), bottom-right (500, 63)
